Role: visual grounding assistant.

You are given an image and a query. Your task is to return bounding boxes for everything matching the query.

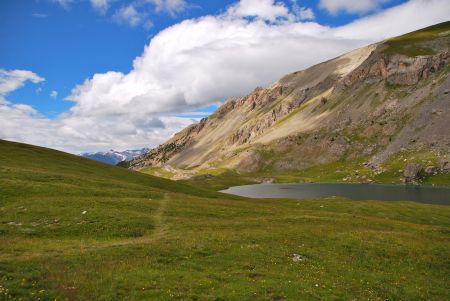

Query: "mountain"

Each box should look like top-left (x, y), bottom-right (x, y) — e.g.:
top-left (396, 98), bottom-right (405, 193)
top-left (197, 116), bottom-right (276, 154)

top-left (81, 148), bottom-right (150, 165)
top-left (129, 22), bottom-right (450, 184)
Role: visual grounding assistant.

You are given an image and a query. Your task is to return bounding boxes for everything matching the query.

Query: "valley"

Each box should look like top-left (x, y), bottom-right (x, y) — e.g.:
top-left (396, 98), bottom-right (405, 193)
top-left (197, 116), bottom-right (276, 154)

top-left (1, 18), bottom-right (450, 301)
top-left (1, 139), bottom-right (450, 300)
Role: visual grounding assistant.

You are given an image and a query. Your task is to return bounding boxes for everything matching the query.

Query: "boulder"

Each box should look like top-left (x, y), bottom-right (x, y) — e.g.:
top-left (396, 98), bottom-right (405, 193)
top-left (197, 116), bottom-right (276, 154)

top-left (403, 163), bottom-right (423, 184)
top-left (438, 159), bottom-right (450, 172)
top-left (424, 166), bottom-right (437, 176)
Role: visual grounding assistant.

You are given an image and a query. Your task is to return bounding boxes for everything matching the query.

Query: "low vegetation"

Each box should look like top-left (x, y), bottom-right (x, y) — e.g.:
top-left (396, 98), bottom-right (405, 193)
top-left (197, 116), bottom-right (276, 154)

top-left (1, 139), bottom-right (450, 300)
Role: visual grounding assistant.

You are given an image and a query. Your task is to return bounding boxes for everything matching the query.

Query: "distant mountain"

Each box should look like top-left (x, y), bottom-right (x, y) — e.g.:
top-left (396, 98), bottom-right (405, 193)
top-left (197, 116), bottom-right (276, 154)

top-left (129, 22), bottom-right (450, 184)
top-left (81, 148), bottom-right (150, 165)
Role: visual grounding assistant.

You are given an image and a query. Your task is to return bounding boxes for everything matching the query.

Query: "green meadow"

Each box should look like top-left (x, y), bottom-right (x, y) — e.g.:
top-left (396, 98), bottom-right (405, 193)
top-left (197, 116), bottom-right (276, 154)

top-left (1, 140), bottom-right (449, 300)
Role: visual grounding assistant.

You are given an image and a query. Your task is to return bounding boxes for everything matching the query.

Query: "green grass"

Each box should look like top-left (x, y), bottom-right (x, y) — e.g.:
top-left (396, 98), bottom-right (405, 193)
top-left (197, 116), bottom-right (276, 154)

top-left (384, 21), bottom-right (450, 56)
top-left (1, 139), bottom-right (450, 300)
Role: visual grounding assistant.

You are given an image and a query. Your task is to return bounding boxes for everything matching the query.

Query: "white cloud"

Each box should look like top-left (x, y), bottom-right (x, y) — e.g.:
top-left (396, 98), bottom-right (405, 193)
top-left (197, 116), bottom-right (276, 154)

top-left (0, 71), bottom-right (195, 153)
top-left (0, 100), bottom-right (197, 153)
top-left (2, 0), bottom-right (450, 153)
top-left (291, 1), bottom-right (315, 21)
top-left (112, 0), bottom-right (188, 28)
top-left (226, 0), bottom-right (314, 23)
top-left (32, 13), bottom-right (48, 18)
top-left (52, 0), bottom-right (73, 10)
top-left (226, 0), bottom-right (291, 23)
top-left (68, 0), bottom-right (450, 117)
top-left (334, 0), bottom-right (450, 41)
top-left (146, 0), bottom-right (188, 17)
top-left (0, 69), bottom-right (44, 96)
top-left (319, 0), bottom-right (390, 15)
top-left (113, 4), bottom-right (145, 27)
top-left (50, 90), bottom-right (58, 99)
top-left (90, 0), bottom-right (112, 14)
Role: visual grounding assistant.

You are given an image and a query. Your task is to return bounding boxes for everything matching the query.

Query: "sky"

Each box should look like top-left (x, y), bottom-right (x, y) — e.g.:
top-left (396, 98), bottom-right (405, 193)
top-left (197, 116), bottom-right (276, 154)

top-left (0, 0), bottom-right (449, 153)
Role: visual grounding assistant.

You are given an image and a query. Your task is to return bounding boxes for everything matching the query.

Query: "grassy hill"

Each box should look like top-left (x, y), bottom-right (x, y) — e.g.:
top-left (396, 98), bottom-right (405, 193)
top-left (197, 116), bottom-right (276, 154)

top-left (1, 139), bottom-right (450, 300)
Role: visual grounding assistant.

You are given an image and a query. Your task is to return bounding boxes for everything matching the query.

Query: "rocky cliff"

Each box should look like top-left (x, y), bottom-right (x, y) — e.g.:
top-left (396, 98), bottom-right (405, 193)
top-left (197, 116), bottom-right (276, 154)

top-left (129, 22), bottom-right (450, 182)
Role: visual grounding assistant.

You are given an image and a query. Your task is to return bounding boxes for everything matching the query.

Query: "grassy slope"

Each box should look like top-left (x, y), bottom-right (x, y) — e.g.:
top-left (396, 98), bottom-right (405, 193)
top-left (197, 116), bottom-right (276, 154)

top-left (385, 21), bottom-right (450, 56)
top-left (1, 140), bottom-right (450, 300)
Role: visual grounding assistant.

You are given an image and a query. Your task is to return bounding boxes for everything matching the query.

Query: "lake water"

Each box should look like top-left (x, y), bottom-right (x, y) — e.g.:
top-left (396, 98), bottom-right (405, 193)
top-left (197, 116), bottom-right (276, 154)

top-left (221, 183), bottom-right (450, 205)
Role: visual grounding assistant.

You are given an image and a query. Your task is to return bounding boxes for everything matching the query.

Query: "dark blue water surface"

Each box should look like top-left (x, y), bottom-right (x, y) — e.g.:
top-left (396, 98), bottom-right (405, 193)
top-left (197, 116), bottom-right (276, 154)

top-left (221, 183), bottom-right (450, 205)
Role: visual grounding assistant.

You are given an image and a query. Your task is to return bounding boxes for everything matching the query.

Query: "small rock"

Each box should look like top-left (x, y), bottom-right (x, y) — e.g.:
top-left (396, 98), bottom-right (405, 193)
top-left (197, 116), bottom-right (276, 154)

top-left (82, 211), bottom-right (87, 215)
top-left (7, 221), bottom-right (22, 226)
top-left (292, 254), bottom-right (306, 262)
top-left (444, 89), bottom-right (450, 94)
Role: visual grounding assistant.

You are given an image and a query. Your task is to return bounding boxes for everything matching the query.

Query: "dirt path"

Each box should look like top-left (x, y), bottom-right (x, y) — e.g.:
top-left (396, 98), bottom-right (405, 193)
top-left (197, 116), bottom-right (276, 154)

top-left (0, 194), bottom-right (171, 260)
top-left (94, 193), bottom-right (169, 249)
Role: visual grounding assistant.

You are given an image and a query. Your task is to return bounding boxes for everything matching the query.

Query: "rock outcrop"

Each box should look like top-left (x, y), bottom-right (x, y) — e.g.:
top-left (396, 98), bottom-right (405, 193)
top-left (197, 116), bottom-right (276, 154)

top-left (403, 163), bottom-right (424, 184)
top-left (439, 159), bottom-right (450, 172)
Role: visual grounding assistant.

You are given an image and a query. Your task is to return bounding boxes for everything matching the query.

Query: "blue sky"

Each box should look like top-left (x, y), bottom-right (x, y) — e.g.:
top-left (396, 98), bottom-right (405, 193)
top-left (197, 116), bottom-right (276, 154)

top-left (0, 0), bottom-right (448, 152)
top-left (0, 0), bottom-right (406, 118)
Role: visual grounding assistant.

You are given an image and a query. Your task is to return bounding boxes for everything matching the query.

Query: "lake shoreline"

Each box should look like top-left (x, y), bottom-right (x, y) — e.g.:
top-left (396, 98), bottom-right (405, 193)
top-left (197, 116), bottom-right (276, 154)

top-left (221, 182), bottom-right (450, 205)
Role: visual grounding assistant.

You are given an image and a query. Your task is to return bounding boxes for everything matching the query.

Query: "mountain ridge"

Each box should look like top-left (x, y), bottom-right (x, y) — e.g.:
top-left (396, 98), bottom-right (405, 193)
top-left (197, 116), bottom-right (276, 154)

top-left (129, 21), bottom-right (450, 184)
top-left (81, 148), bottom-right (150, 165)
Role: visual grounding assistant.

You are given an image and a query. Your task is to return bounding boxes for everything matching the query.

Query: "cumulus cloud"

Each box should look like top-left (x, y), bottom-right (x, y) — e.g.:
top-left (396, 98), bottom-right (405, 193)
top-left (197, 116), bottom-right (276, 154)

top-left (2, 0), bottom-right (450, 153)
top-left (146, 0), bottom-right (188, 17)
top-left (0, 69), bottom-right (192, 152)
top-left (50, 90), bottom-right (58, 99)
top-left (68, 0), bottom-right (450, 115)
top-left (291, 1), bottom-right (315, 21)
top-left (319, 0), bottom-right (390, 15)
top-left (113, 4), bottom-right (145, 27)
top-left (0, 69), bottom-right (44, 97)
top-left (334, 0), bottom-right (450, 41)
top-left (112, 0), bottom-right (188, 29)
top-left (90, 0), bottom-right (112, 14)
top-left (51, 0), bottom-right (73, 10)
top-left (0, 99), bottom-right (194, 153)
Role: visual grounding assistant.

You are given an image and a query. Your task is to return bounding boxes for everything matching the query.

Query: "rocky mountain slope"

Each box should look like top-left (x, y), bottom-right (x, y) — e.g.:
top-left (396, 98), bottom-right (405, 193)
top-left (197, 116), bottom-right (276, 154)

top-left (129, 22), bottom-right (450, 184)
top-left (81, 148), bottom-right (150, 165)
